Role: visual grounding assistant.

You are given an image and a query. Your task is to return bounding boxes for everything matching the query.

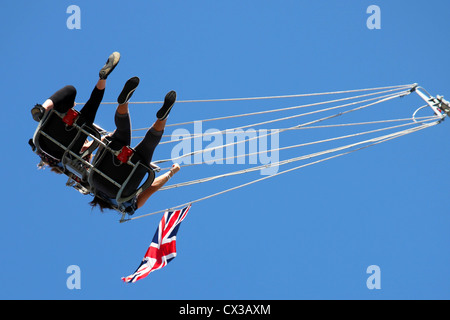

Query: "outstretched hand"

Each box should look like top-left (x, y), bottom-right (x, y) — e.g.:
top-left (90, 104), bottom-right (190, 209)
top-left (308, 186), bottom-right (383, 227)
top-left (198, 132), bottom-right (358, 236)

top-left (170, 163), bottom-right (181, 175)
top-left (136, 163), bottom-right (181, 209)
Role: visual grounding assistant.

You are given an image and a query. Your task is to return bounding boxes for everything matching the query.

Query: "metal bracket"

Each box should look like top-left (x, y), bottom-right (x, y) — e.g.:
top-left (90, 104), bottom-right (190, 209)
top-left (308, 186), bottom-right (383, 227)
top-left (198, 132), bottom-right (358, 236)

top-left (436, 95), bottom-right (450, 117)
top-left (414, 87), bottom-right (447, 120)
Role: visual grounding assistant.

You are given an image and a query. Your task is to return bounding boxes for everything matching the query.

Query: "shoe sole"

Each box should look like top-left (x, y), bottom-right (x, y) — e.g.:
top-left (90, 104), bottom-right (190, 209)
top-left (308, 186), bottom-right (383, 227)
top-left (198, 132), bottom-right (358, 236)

top-left (99, 52), bottom-right (121, 79)
top-left (157, 91), bottom-right (177, 120)
top-left (117, 77), bottom-right (140, 104)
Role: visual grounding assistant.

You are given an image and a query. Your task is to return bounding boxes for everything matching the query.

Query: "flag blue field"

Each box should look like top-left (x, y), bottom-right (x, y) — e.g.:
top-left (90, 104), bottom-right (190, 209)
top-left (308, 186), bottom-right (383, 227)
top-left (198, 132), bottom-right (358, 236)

top-left (0, 0), bottom-right (449, 299)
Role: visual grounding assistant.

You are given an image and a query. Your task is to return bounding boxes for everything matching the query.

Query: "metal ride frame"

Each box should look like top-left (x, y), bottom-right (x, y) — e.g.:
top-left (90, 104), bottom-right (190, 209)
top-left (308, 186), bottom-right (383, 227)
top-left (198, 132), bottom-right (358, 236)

top-left (413, 85), bottom-right (450, 121)
top-left (30, 108), bottom-right (159, 221)
top-left (29, 85), bottom-right (450, 223)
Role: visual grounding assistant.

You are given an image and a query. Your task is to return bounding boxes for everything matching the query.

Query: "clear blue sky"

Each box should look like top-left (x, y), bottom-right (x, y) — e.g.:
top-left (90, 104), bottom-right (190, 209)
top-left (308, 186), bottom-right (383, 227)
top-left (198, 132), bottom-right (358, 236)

top-left (1, 0), bottom-right (449, 299)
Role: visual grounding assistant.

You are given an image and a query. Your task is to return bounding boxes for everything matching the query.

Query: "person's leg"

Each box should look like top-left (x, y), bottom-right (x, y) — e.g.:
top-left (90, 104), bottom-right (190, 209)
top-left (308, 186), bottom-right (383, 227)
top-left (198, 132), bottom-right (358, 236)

top-left (78, 79), bottom-right (105, 124)
top-left (108, 103), bottom-right (132, 146)
top-left (133, 93), bottom-right (181, 208)
top-left (133, 94), bottom-right (179, 208)
top-left (90, 78), bottom-right (140, 199)
top-left (134, 90), bottom-right (176, 163)
top-left (77, 52), bottom-right (121, 124)
top-left (32, 52), bottom-right (120, 122)
top-left (35, 85), bottom-right (78, 158)
top-left (41, 99), bottom-right (54, 110)
top-left (48, 85), bottom-right (77, 113)
top-left (31, 97), bottom-right (57, 121)
top-left (134, 122), bottom-right (164, 164)
top-left (107, 77), bottom-right (140, 146)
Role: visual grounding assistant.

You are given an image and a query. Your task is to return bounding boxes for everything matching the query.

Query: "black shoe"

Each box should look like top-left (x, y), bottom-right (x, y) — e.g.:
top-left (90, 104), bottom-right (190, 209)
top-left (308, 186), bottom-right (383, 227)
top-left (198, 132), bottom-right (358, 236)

top-left (157, 91), bottom-right (177, 120)
top-left (117, 77), bottom-right (140, 104)
top-left (31, 104), bottom-right (45, 122)
top-left (99, 52), bottom-right (120, 80)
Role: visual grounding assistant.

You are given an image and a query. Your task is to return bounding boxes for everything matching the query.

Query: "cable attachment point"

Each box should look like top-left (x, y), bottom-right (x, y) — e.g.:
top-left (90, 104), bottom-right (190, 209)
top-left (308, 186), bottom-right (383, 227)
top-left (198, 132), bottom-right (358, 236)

top-left (409, 83), bottom-right (419, 93)
top-left (436, 95), bottom-right (450, 117)
top-left (414, 87), bottom-right (447, 120)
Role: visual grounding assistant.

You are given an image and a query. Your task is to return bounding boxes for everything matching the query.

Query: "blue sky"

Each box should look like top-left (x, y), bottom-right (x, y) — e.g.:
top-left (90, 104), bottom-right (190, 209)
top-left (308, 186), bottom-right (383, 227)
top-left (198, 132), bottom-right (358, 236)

top-left (0, 0), bottom-right (449, 299)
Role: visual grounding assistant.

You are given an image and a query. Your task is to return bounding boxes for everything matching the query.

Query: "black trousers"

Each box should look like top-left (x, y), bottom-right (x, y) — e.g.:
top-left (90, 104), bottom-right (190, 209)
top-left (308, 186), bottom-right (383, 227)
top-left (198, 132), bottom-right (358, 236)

top-left (90, 111), bottom-right (163, 199)
top-left (38, 85), bottom-right (104, 160)
top-left (108, 111), bottom-right (163, 164)
top-left (51, 85), bottom-right (104, 124)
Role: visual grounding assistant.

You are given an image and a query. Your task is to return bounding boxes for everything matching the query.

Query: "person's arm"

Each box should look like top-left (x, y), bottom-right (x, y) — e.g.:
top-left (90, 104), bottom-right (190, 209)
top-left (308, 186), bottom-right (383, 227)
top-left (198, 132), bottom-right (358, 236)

top-left (81, 139), bottom-right (94, 153)
top-left (136, 163), bottom-right (180, 209)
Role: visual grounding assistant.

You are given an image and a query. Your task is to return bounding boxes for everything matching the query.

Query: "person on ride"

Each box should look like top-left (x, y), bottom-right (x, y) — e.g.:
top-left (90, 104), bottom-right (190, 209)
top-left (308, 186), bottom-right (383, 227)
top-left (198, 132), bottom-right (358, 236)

top-left (31, 52), bottom-right (121, 171)
top-left (88, 76), bottom-right (181, 213)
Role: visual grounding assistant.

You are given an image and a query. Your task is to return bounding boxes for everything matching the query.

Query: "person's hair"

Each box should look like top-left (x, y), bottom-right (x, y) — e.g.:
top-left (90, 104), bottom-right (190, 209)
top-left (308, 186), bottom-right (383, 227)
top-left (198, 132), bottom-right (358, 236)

top-left (37, 160), bottom-right (63, 174)
top-left (89, 196), bottom-right (114, 212)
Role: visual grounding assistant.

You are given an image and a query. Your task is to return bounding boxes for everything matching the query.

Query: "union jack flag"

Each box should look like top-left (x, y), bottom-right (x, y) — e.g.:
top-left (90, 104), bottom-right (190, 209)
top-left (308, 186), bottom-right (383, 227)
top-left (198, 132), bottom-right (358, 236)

top-left (122, 204), bottom-right (191, 283)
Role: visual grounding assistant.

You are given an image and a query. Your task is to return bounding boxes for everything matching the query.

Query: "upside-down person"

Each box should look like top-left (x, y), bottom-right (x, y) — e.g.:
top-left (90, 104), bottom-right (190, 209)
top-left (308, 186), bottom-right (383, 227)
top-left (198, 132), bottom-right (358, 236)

top-left (88, 76), bottom-right (181, 214)
top-left (31, 52), bottom-right (121, 171)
